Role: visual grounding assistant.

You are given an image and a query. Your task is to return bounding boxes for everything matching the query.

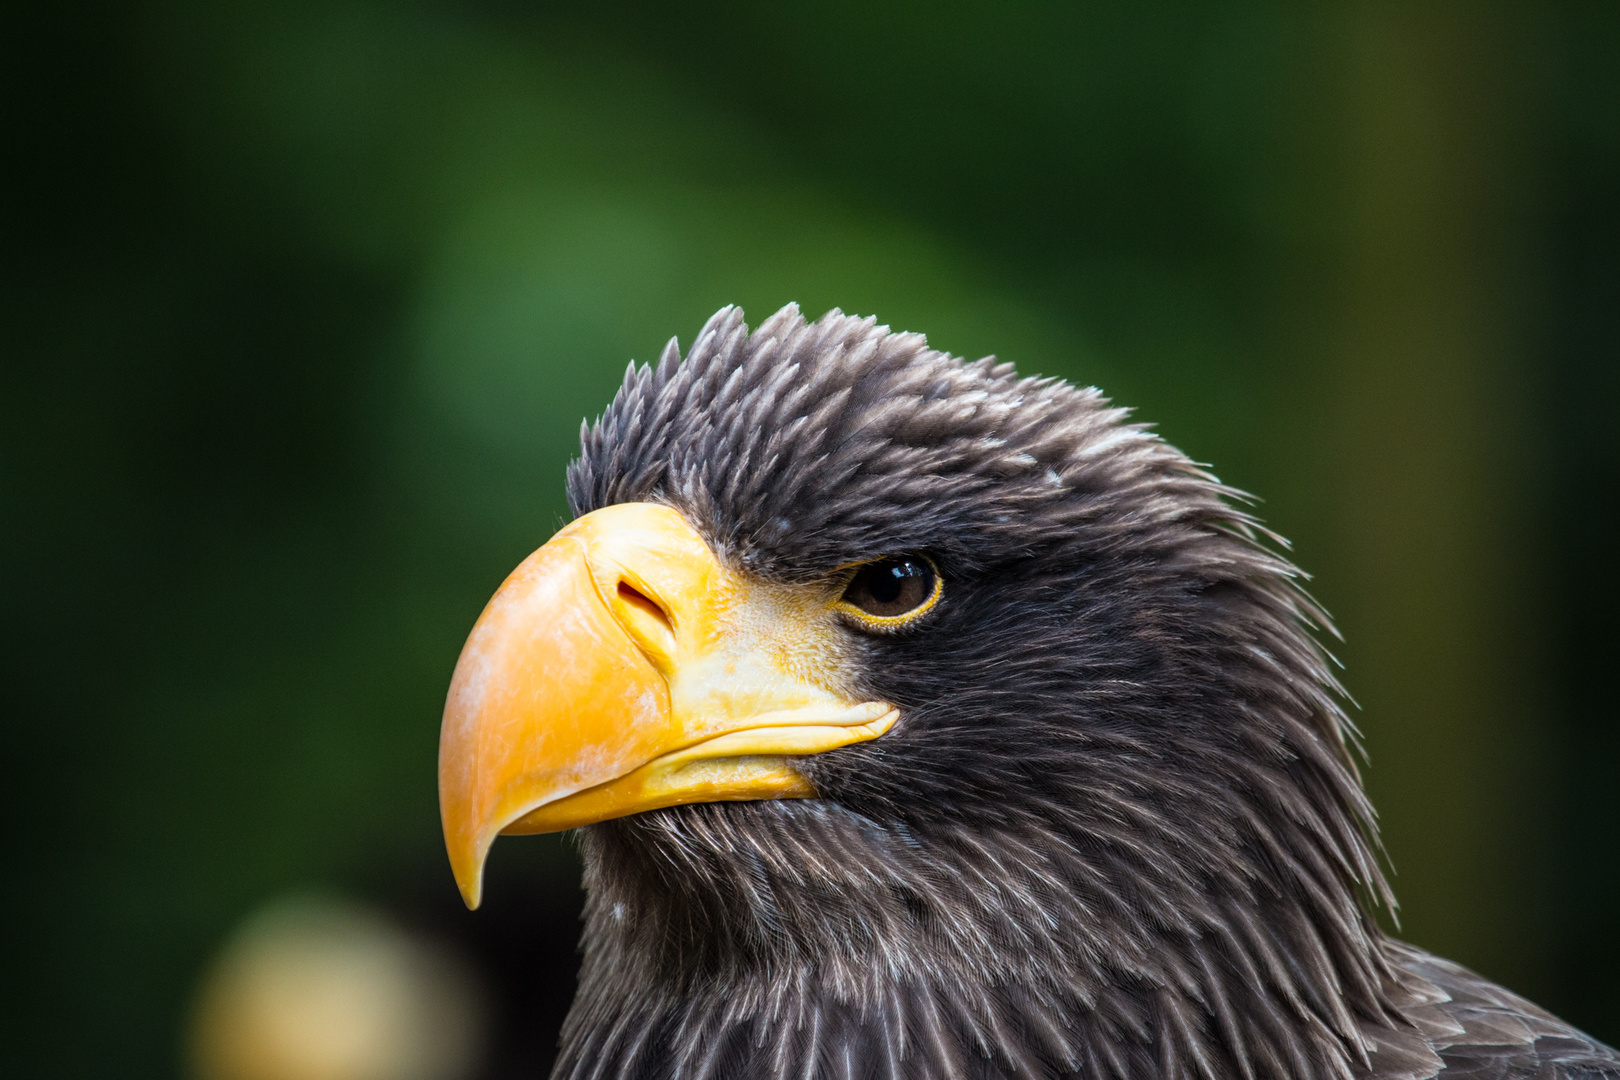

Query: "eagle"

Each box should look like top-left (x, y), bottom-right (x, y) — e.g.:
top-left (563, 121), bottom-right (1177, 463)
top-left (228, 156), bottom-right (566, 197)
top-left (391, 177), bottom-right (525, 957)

top-left (436, 304), bottom-right (1619, 1080)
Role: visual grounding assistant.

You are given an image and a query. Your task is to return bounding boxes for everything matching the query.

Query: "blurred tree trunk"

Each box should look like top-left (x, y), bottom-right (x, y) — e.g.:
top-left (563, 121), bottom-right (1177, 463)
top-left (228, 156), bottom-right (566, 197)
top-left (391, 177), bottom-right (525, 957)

top-left (1310, 0), bottom-right (1556, 996)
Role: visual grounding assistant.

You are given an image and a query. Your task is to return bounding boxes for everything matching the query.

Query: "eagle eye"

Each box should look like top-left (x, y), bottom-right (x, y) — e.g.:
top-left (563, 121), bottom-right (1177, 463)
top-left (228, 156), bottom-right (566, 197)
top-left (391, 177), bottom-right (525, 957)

top-left (837, 556), bottom-right (941, 627)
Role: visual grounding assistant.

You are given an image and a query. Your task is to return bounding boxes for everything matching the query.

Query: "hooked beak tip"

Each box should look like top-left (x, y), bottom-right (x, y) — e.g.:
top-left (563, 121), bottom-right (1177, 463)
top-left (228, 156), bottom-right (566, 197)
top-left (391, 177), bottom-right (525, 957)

top-left (449, 833), bottom-right (490, 910)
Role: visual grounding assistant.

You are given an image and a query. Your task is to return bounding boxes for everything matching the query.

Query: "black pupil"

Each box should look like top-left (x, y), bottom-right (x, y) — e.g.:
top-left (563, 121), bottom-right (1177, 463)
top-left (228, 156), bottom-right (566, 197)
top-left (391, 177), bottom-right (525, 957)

top-left (846, 557), bottom-right (934, 619)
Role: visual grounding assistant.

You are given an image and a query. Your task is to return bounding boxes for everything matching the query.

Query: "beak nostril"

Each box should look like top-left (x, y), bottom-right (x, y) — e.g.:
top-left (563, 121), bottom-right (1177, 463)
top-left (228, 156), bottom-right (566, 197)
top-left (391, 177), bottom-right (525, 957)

top-left (616, 581), bottom-right (676, 656)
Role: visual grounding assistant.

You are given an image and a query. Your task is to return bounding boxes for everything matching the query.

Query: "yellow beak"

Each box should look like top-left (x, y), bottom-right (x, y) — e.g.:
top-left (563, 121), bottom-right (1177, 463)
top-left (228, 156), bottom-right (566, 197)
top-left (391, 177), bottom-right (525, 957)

top-left (437, 502), bottom-right (896, 908)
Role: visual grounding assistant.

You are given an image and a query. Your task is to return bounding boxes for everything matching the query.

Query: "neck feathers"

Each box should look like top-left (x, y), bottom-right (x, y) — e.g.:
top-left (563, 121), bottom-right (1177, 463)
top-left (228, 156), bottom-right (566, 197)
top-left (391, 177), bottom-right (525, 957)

top-left (555, 796), bottom-right (1421, 1080)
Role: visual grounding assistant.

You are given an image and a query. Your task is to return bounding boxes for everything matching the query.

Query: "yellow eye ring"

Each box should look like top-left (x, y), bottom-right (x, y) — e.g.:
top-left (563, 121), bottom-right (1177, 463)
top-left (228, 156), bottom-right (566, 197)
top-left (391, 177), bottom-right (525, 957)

top-left (832, 555), bottom-right (942, 630)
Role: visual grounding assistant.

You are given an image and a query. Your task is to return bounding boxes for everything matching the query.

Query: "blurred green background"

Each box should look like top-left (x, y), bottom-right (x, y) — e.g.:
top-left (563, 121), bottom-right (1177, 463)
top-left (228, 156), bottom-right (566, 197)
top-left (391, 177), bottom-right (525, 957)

top-left (4, 1), bottom-right (1617, 1076)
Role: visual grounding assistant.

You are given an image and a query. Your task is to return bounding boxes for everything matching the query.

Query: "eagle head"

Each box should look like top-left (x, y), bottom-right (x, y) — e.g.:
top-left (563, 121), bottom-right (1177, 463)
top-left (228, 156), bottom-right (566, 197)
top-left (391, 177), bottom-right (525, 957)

top-left (438, 304), bottom-right (1411, 1080)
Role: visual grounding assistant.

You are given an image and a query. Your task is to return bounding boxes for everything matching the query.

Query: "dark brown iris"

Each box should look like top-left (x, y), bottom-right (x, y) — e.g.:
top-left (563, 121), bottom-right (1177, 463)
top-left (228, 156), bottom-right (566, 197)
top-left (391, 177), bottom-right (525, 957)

top-left (842, 556), bottom-right (936, 619)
